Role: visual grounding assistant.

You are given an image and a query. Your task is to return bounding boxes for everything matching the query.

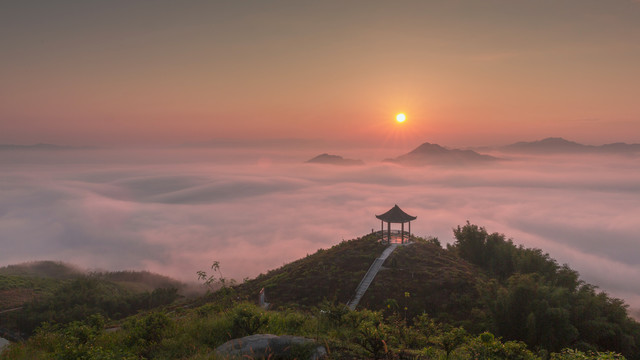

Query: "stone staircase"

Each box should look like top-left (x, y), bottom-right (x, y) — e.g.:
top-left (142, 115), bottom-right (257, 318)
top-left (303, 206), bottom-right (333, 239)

top-left (347, 243), bottom-right (399, 310)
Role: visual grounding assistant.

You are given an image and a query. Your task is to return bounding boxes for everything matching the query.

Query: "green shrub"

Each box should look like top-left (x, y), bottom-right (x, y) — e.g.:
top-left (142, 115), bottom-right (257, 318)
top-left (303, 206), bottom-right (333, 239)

top-left (124, 312), bottom-right (174, 357)
top-left (228, 302), bottom-right (268, 338)
top-left (551, 349), bottom-right (626, 360)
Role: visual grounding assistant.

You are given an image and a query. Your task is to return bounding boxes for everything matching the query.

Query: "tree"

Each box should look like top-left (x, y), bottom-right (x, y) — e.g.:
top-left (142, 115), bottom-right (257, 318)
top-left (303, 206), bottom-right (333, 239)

top-left (433, 326), bottom-right (468, 359)
top-left (197, 260), bottom-right (234, 291)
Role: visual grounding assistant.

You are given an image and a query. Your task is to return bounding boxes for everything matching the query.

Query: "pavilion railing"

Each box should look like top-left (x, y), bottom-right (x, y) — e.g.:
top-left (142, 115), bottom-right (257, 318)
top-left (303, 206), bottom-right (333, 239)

top-left (373, 229), bottom-right (413, 243)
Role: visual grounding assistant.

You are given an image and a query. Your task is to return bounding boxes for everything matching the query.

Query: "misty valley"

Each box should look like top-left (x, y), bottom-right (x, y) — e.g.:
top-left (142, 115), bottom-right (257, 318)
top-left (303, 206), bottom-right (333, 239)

top-left (1, 139), bottom-right (640, 359)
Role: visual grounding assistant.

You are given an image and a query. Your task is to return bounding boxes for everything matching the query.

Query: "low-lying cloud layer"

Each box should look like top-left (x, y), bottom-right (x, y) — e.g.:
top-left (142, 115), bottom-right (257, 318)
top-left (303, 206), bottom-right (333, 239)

top-left (1, 147), bottom-right (639, 311)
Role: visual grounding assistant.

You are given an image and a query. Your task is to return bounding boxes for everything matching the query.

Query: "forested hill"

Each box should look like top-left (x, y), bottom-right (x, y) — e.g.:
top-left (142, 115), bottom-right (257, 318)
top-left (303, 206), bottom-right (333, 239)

top-left (230, 225), bottom-right (640, 358)
top-left (0, 261), bottom-right (185, 337)
top-left (447, 223), bottom-right (640, 357)
top-left (0, 261), bottom-right (184, 310)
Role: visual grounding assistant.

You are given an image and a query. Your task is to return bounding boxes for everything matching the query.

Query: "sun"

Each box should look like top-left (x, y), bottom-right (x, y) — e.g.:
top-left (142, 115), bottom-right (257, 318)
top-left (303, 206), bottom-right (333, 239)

top-left (396, 113), bottom-right (406, 123)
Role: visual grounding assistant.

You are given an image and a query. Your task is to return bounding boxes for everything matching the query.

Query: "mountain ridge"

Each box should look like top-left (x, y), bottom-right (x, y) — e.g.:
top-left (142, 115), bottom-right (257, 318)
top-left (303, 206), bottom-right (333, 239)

top-left (501, 137), bottom-right (640, 154)
top-left (385, 142), bottom-right (500, 165)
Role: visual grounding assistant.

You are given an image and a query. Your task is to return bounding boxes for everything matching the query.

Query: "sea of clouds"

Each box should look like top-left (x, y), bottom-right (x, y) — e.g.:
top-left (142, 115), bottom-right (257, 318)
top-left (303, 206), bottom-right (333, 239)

top-left (1, 145), bottom-right (639, 313)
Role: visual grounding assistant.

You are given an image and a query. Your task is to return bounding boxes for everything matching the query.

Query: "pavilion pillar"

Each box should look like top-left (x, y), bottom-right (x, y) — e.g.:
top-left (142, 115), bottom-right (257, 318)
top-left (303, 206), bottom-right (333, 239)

top-left (375, 205), bottom-right (417, 245)
top-left (380, 220), bottom-right (383, 241)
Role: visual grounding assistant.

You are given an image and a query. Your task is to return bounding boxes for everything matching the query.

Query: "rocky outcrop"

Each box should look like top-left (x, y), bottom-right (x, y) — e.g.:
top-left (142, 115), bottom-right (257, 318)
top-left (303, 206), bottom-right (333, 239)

top-left (214, 334), bottom-right (327, 360)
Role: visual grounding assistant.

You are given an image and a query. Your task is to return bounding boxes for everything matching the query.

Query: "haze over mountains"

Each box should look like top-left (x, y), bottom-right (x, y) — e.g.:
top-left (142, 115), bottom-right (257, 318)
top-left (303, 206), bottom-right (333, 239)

top-left (500, 137), bottom-right (640, 154)
top-left (305, 137), bottom-right (640, 167)
top-left (6, 137), bottom-right (640, 164)
top-left (5, 136), bottom-right (640, 159)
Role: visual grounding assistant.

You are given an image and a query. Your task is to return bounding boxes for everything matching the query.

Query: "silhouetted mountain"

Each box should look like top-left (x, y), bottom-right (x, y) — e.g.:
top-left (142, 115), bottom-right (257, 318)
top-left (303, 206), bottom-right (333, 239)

top-left (385, 142), bottom-right (499, 165)
top-left (599, 142), bottom-right (640, 153)
top-left (305, 153), bottom-right (364, 166)
top-left (502, 137), bottom-right (640, 154)
top-left (502, 137), bottom-right (590, 153)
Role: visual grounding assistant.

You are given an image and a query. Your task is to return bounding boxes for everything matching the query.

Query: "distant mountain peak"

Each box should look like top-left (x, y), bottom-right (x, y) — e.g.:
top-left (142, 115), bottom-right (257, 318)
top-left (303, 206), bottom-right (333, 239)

top-left (539, 137), bottom-right (579, 144)
top-left (407, 142), bottom-right (449, 155)
top-left (386, 141), bottom-right (499, 165)
top-left (306, 153), bottom-right (364, 166)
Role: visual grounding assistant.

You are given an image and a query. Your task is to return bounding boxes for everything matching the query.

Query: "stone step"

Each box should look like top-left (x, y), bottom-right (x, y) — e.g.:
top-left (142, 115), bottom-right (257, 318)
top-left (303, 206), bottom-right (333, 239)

top-left (347, 243), bottom-right (399, 310)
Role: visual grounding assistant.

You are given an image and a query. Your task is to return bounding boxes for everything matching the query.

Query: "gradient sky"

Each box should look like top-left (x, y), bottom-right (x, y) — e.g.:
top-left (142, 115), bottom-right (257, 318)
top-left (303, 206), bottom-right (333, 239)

top-left (2, 0), bottom-right (640, 147)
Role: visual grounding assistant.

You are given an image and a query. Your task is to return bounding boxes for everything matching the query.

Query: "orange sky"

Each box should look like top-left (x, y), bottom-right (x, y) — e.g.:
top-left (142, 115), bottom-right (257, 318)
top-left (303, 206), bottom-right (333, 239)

top-left (1, 0), bottom-right (640, 147)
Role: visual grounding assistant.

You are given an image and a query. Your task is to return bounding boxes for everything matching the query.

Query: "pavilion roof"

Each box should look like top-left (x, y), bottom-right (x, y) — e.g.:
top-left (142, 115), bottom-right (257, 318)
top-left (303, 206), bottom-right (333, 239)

top-left (375, 205), bottom-right (417, 223)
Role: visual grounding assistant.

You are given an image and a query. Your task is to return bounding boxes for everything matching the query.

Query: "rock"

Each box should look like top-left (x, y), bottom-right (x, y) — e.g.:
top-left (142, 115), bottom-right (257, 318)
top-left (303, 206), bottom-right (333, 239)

top-left (214, 334), bottom-right (327, 360)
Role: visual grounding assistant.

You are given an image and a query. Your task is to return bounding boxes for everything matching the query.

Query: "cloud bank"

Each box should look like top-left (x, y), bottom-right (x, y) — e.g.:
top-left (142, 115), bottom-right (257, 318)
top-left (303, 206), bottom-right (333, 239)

top-left (1, 147), bottom-right (639, 311)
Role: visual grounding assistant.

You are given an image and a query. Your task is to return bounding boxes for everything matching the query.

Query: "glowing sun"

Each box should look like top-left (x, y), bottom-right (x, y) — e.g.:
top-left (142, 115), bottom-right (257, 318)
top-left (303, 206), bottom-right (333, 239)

top-left (396, 113), bottom-right (406, 123)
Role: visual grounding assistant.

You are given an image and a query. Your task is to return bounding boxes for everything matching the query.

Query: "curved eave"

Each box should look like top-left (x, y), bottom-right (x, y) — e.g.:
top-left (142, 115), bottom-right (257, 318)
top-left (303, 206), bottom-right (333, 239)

top-left (375, 204), bottom-right (417, 223)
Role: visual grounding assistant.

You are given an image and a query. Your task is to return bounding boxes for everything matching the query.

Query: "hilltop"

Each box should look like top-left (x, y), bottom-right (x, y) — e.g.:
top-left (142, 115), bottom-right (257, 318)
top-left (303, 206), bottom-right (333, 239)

top-left (0, 260), bottom-right (84, 279)
top-left (233, 234), bottom-right (482, 324)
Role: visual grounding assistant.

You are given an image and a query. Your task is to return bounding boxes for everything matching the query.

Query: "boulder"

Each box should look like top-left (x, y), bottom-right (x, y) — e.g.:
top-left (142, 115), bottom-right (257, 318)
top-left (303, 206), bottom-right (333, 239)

top-left (214, 334), bottom-right (327, 360)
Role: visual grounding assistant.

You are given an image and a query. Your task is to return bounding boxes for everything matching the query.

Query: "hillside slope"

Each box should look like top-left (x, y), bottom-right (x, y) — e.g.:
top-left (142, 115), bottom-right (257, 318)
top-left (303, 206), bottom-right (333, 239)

top-left (364, 240), bottom-right (484, 325)
top-left (234, 234), bottom-right (388, 307)
top-left (226, 227), bottom-right (640, 357)
top-left (0, 261), bottom-right (186, 337)
top-left (232, 234), bottom-right (486, 325)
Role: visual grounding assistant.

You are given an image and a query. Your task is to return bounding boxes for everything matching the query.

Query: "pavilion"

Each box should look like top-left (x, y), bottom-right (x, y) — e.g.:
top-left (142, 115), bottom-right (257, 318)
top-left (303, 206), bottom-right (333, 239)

top-left (375, 205), bottom-right (417, 244)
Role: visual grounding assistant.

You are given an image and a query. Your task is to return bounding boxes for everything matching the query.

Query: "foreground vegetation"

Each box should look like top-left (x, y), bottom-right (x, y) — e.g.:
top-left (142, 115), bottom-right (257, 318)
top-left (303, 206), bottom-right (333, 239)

top-left (448, 223), bottom-right (640, 357)
top-left (2, 301), bottom-right (627, 359)
top-left (2, 223), bottom-right (639, 359)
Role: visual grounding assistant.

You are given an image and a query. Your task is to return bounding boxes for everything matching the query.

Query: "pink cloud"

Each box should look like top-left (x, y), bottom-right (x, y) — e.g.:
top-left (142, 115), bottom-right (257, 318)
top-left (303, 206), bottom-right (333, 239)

top-left (1, 147), bottom-right (639, 312)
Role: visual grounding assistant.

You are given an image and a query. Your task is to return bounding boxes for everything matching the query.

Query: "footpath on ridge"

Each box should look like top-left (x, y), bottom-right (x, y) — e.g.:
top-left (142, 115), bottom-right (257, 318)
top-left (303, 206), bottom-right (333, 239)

top-left (347, 243), bottom-right (399, 310)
